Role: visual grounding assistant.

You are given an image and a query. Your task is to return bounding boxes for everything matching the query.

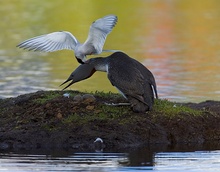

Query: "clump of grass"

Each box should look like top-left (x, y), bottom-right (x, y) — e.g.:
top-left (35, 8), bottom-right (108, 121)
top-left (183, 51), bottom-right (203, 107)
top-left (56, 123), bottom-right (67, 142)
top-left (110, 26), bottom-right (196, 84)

top-left (92, 91), bottom-right (123, 99)
top-left (33, 92), bottom-right (61, 104)
top-left (62, 104), bottom-right (128, 125)
top-left (33, 90), bottom-right (83, 104)
top-left (96, 103), bottom-right (128, 118)
top-left (154, 99), bottom-right (202, 117)
top-left (62, 113), bottom-right (81, 124)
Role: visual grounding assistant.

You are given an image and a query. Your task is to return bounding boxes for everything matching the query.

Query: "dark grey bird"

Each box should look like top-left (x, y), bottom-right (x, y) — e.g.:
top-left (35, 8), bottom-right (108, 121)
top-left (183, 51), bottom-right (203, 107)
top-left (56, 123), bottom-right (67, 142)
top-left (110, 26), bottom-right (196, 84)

top-left (60, 52), bottom-right (158, 112)
top-left (17, 15), bottom-right (118, 64)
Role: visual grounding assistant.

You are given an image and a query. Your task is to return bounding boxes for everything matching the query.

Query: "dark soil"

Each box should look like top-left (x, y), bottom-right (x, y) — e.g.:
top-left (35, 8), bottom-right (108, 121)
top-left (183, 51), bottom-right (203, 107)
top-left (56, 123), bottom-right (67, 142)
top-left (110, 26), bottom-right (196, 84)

top-left (0, 90), bottom-right (220, 151)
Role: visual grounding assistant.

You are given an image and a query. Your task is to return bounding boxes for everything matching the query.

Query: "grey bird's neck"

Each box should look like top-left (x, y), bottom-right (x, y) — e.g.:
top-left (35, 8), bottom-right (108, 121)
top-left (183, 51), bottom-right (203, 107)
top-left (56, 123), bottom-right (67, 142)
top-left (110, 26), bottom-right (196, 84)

top-left (87, 57), bottom-right (109, 72)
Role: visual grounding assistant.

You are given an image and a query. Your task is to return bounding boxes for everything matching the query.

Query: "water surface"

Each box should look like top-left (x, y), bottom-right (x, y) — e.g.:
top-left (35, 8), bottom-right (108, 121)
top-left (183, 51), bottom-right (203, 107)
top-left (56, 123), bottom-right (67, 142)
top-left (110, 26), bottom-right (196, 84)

top-left (1, 144), bottom-right (220, 172)
top-left (0, 0), bottom-right (220, 102)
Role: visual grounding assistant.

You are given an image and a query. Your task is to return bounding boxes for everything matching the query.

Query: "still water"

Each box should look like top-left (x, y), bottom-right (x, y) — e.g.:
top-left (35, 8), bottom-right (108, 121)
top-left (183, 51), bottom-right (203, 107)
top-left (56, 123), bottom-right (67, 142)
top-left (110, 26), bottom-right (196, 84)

top-left (1, 0), bottom-right (220, 171)
top-left (0, 0), bottom-right (220, 102)
top-left (1, 144), bottom-right (220, 172)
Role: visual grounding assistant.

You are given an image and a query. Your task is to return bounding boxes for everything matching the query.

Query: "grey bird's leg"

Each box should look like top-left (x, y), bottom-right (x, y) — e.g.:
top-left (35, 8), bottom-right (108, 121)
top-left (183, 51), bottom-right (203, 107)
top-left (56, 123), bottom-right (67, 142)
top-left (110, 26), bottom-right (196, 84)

top-left (104, 102), bottom-right (131, 106)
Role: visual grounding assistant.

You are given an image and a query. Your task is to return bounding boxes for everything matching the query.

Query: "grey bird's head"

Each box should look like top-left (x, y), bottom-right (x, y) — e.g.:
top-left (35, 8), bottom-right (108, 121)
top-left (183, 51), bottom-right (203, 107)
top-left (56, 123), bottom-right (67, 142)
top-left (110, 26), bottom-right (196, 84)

top-left (60, 63), bottom-right (96, 90)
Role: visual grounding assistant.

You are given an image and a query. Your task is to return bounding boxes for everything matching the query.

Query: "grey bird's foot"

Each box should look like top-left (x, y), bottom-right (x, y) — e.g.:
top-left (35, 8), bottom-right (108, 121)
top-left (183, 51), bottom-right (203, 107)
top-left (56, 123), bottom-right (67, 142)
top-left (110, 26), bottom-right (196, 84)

top-left (104, 102), bottom-right (131, 106)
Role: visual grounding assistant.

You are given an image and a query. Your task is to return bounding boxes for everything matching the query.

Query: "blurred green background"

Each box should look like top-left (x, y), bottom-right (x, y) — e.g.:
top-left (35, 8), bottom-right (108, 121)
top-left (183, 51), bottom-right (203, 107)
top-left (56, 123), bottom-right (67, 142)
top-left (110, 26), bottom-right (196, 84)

top-left (1, 0), bottom-right (220, 102)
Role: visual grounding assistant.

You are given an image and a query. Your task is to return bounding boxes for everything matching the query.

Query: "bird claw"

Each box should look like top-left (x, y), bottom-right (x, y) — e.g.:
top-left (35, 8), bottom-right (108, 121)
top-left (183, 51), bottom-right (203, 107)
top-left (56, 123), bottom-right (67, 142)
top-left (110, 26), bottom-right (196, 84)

top-left (104, 102), bottom-right (130, 106)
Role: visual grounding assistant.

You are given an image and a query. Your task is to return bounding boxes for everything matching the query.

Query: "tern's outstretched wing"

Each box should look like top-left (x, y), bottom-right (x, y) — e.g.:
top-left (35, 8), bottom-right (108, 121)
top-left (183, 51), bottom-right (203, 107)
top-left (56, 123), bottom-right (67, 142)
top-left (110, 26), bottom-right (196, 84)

top-left (17, 31), bottom-right (79, 52)
top-left (83, 15), bottom-right (118, 54)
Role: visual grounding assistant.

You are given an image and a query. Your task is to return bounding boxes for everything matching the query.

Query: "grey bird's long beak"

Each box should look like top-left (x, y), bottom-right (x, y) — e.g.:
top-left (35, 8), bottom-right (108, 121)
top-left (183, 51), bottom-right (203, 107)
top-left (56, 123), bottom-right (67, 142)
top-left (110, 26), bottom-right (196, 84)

top-left (60, 64), bottom-right (96, 90)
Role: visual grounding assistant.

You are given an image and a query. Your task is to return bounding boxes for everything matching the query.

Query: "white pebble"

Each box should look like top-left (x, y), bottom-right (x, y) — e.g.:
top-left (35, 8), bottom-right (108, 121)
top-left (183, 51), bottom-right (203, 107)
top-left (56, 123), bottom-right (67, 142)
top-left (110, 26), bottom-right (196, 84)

top-left (63, 93), bottom-right (70, 98)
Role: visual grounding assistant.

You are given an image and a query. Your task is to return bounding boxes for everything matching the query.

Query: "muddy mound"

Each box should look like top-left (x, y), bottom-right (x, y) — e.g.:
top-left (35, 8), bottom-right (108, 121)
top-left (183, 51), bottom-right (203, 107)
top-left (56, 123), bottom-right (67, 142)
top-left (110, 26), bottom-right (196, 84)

top-left (0, 90), bottom-right (220, 150)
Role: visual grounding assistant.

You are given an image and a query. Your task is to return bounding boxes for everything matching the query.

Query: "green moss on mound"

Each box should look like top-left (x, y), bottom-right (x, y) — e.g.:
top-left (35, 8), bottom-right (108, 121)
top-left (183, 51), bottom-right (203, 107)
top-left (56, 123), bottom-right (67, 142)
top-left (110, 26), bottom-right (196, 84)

top-left (33, 92), bottom-right (61, 104)
top-left (154, 99), bottom-right (202, 117)
top-left (0, 90), bottom-right (219, 149)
